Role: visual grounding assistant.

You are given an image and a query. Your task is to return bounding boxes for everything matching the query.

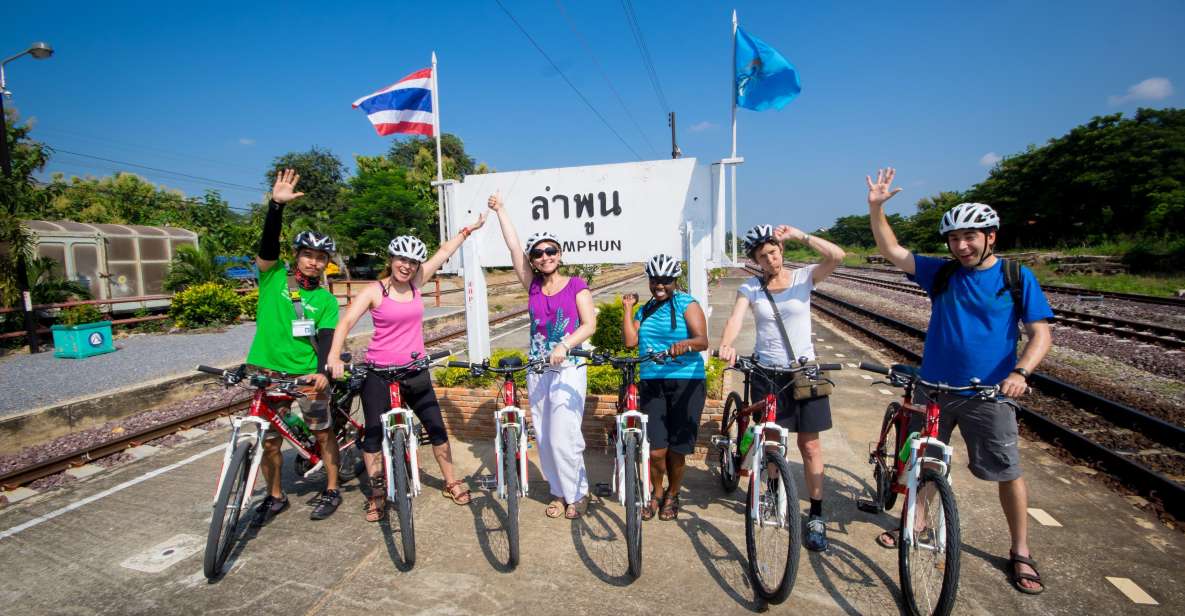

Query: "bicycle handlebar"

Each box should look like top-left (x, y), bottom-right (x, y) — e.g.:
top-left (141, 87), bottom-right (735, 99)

top-left (573, 349), bottom-right (670, 367)
top-left (859, 361), bottom-right (999, 395)
top-left (714, 351), bottom-right (841, 376)
top-left (448, 357), bottom-right (548, 374)
top-left (194, 364), bottom-right (306, 391)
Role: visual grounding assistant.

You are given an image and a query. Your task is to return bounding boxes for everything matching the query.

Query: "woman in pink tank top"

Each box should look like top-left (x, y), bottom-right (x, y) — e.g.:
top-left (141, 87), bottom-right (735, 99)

top-left (327, 213), bottom-right (486, 521)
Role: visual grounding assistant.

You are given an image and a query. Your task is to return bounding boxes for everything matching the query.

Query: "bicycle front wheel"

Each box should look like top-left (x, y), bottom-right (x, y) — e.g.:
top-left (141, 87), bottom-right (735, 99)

top-left (502, 425), bottom-right (521, 568)
top-left (718, 392), bottom-right (744, 493)
top-left (204, 439), bottom-right (252, 579)
top-left (624, 431), bottom-right (644, 579)
top-left (899, 469), bottom-right (961, 616)
top-left (389, 433), bottom-right (416, 567)
top-left (744, 449), bottom-right (801, 604)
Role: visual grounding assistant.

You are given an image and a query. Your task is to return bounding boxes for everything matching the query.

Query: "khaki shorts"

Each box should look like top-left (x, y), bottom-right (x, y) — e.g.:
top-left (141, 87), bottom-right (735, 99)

top-left (911, 389), bottom-right (1021, 482)
top-left (259, 369), bottom-right (331, 438)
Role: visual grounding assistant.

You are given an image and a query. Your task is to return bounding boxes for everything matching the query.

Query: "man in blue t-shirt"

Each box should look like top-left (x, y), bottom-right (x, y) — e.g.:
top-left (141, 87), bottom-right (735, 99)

top-left (865, 168), bottom-right (1052, 595)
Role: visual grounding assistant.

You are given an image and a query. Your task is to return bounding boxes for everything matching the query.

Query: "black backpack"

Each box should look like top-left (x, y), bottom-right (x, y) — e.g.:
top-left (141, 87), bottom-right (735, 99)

top-left (930, 258), bottom-right (1025, 314)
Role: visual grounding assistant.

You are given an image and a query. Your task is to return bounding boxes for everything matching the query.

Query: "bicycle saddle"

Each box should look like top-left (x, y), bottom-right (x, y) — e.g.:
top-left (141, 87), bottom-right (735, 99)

top-left (498, 356), bottom-right (524, 369)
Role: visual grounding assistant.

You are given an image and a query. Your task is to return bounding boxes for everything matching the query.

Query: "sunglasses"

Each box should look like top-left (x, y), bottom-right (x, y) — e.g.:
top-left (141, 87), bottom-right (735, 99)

top-left (649, 276), bottom-right (676, 285)
top-left (530, 247), bottom-right (560, 259)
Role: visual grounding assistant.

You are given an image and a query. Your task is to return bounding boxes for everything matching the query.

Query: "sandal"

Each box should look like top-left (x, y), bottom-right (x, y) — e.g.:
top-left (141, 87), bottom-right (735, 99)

top-left (875, 529), bottom-right (899, 549)
top-left (659, 493), bottom-right (680, 521)
top-left (642, 494), bottom-right (662, 521)
top-left (442, 480), bottom-right (472, 505)
top-left (1009, 551), bottom-right (1046, 595)
top-left (565, 497), bottom-right (589, 519)
top-left (545, 498), bottom-right (565, 519)
top-left (365, 474), bottom-right (387, 522)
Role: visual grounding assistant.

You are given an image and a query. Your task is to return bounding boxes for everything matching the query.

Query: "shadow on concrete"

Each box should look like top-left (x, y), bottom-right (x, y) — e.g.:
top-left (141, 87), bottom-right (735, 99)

top-left (675, 510), bottom-right (766, 612)
top-left (808, 536), bottom-right (903, 616)
top-left (351, 471), bottom-right (414, 572)
top-left (570, 496), bottom-right (634, 586)
top-left (960, 541), bottom-right (1012, 584)
top-left (468, 491), bottom-right (516, 573)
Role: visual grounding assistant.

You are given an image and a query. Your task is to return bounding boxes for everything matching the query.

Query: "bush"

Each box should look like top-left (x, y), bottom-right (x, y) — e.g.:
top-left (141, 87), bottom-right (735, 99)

top-left (1122, 240), bottom-right (1185, 274)
top-left (436, 348), bottom-right (530, 392)
top-left (59, 304), bottom-right (104, 326)
top-left (238, 289), bottom-right (259, 320)
top-left (170, 282), bottom-right (242, 328)
top-left (130, 307), bottom-right (168, 333)
top-left (586, 364), bottom-right (623, 395)
top-left (705, 356), bottom-right (726, 399)
top-left (561, 263), bottom-right (601, 286)
top-left (590, 297), bottom-right (628, 354)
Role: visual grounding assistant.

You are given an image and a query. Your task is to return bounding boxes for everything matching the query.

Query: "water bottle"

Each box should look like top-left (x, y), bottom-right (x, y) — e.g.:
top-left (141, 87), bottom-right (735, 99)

top-left (738, 428), bottom-right (755, 458)
top-left (283, 411), bottom-right (314, 447)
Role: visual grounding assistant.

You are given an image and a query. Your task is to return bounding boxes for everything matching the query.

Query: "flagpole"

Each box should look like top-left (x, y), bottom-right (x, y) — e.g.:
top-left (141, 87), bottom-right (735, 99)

top-left (730, 10), bottom-right (739, 264)
top-left (431, 51), bottom-right (447, 243)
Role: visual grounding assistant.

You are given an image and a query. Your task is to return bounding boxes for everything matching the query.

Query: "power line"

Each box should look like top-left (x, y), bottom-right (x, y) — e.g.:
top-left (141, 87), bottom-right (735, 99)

top-left (34, 127), bottom-right (255, 173)
top-left (31, 178), bottom-right (256, 214)
top-left (46, 146), bottom-right (266, 195)
top-left (554, 0), bottom-right (659, 157)
top-left (493, 0), bottom-right (643, 160)
top-left (620, 0), bottom-right (670, 114)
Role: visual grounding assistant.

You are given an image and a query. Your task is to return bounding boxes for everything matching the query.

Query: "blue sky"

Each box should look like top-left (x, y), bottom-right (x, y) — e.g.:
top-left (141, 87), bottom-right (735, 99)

top-left (5, 0), bottom-right (1183, 233)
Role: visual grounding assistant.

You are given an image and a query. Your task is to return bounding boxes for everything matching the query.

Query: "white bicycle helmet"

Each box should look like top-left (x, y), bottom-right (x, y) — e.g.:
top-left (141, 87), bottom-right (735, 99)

top-left (742, 224), bottom-right (777, 256)
top-left (524, 231), bottom-right (561, 255)
top-left (939, 202), bottom-right (1000, 235)
top-left (387, 235), bottom-right (428, 262)
top-left (292, 230), bottom-right (336, 255)
top-left (645, 254), bottom-right (682, 278)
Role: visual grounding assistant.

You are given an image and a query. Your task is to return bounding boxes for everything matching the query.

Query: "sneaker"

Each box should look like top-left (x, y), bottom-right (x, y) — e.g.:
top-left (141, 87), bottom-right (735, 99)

top-left (251, 494), bottom-right (289, 527)
top-left (805, 514), bottom-right (829, 552)
top-left (310, 489), bottom-right (342, 520)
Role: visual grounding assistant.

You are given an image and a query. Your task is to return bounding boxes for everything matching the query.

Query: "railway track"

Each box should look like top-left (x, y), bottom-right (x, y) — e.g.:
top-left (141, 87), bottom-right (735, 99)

top-left (808, 289), bottom-right (1185, 519)
top-left (825, 268), bottom-right (1185, 349)
top-left (0, 272), bottom-right (645, 494)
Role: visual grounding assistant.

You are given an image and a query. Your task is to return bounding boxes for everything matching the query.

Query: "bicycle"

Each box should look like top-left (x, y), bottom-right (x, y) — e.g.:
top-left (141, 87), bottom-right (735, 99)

top-left (571, 348), bottom-right (669, 580)
top-left (195, 361), bottom-right (365, 579)
top-left (710, 353), bottom-right (841, 604)
top-left (354, 350), bottom-right (450, 567)
top-left (448, 355), bottom-right (546, 569)
top-left (854, 362), bottom-right (999, 616)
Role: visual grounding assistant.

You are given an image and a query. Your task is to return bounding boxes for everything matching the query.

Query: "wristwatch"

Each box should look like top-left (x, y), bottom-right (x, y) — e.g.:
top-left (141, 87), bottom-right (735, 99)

top-left (1011, 367), bottom-right (1031, 381)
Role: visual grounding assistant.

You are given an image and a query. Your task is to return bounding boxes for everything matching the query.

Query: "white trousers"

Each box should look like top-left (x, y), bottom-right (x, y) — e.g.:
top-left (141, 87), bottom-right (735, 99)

top-left (527, 364), bottom-right (588, 503)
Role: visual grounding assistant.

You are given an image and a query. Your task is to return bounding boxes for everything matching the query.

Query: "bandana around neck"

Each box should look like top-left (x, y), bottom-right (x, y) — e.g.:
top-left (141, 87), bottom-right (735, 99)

top-left (293, 268), bottom-right (320, 291)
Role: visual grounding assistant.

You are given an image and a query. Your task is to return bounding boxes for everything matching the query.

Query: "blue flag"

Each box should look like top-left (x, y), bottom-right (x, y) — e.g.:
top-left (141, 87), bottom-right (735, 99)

top-left (735, 27), bottom-right (801, 111)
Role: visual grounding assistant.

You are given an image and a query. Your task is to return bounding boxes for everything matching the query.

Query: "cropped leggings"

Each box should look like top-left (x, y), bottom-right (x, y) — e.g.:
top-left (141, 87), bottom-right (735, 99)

top-left (359, 368), bottom-right (448, 453)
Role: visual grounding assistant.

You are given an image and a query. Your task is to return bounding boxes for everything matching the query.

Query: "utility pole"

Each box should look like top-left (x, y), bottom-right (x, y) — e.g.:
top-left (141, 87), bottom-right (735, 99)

top-left (668, 111), bottom-right (681, 159)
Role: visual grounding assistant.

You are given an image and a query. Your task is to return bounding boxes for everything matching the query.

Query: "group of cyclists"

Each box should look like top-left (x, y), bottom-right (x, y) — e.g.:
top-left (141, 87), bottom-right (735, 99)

top-left (241, 165), bottom-right (1051, 596)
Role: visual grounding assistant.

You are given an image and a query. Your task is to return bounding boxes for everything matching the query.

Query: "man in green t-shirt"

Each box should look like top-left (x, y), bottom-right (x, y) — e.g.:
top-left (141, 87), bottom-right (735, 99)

top-left (248, 168), bottom-right (344, 525)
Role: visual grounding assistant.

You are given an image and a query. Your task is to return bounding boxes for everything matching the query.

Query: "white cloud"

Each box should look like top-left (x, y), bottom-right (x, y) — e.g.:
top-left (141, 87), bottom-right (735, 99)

top-left (1108, 77), bottom-right (1173, 106)
top-left (979, 152), bottom-right (1002, 167)
top-left (688, 121), bottom-right (716, 132)
top-left (238, 137), bottom-right (256, 146)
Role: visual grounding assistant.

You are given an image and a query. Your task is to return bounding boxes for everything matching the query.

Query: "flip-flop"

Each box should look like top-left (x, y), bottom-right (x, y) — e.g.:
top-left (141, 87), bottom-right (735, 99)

top-left (545, 498), bottom-right (565, 519)
top-left (565, 497), bottom-right (589, 519)
top-left (875, 529), bottom-right (899, 549)
top-left (1009, 551), bottom-right (1046, 595)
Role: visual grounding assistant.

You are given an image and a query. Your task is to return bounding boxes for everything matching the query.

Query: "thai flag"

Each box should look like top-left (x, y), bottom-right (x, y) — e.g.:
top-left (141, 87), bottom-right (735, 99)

top-left (351, 68), bottom-right (434, 137)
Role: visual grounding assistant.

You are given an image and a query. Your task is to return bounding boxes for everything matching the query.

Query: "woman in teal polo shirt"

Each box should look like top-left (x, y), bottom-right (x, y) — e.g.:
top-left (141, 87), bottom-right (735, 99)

top-left (622, 254), bottom-right (709, 521)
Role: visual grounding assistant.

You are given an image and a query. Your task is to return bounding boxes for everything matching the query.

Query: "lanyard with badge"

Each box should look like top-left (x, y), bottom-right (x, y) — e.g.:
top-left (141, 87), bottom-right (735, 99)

top-left (288, 280), bottom-right (319, 352)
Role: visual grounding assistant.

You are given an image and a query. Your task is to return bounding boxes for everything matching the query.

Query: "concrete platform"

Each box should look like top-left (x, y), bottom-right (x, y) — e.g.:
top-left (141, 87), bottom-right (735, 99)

top-left (0, 278), bottom-right (1182, 614)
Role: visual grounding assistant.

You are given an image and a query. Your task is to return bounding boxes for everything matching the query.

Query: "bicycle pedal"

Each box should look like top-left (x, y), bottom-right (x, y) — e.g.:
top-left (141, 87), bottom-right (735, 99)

top-left (474, 474), bottom-right (497, 490)
top-left (856, 499), bottom-right (881, 514)
top-left (594, 482), bottom-right (613, 497)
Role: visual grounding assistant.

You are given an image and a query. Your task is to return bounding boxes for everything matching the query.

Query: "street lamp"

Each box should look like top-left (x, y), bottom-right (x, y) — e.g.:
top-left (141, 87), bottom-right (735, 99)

top-left (1, 41), bottom-right (54, 353)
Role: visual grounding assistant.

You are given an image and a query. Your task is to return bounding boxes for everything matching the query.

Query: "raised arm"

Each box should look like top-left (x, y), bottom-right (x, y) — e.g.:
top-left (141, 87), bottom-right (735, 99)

top-left (325, 284), bottom-right (379, 379)
top-left (415, 212), bottom-right (488, 286)
top-left (716, 293), bottom-right (750, 366)
top-left (866, 167), bottom-right (915, 275)
top-left (775, 224), bottom-right (846, 284)
top-left (621, 293), bottom-right (640, 349)
top-left (256, 169), bottom-right (305, 272)
top-left (487, 192), bottom-right (533, 289)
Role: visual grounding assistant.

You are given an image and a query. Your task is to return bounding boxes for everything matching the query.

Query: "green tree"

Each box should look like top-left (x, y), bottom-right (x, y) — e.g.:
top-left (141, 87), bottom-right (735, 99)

top-left (1, 108), bottom-right (51, 307)
top-left (388, 133), bottom-right (477, 178)
top-left (28, 256), bottom-right (90, 304)
top-left (265, 147), bottom-right (348, 229)
top-left (337, 155), bottom-right (436, 256)
top-left (163, 241), bottom-right (233, 292)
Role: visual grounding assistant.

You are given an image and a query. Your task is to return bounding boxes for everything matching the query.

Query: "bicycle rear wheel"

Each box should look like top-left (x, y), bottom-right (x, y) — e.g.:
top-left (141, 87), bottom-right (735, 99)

top-left (899, 469), bottom-right (961, 616)
top-left (204, 440), bottom-right (251, 579)
top-left (744, 449), bottom-right (801, 604)
top-left (502, 426), bottom-right (521, 568)
top-left (335, 392), bottom-right (363, 481)
top-left (390, 434), bottom-right (416, 567)
top-left (624, 431), bottom-right (644, 579)
top-left (877, 403), bottom-right (903, 512)
top-left (718, 392), bottom-right (744, 493)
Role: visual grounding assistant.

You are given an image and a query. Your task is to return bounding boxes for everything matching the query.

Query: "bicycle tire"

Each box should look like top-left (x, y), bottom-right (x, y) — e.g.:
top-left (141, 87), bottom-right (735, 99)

top-left (744, 449), bottom-right (801, 604)
top-left (335, 391), bottom-right (363, 481)
top-left (899, 469), bottom-right (961, 616)
top-left (390, 433), bottom-right (417, 567)
top-left (204, 439), bottom-right (251, 579)
top-left (503, 426), bottom-right (521, 569)
top-left (624, 431), bottom-right (643, 579)
top-left (718, 392), bottom-right (744, 493)
top-left (877, 403), bottom-right (902, 512)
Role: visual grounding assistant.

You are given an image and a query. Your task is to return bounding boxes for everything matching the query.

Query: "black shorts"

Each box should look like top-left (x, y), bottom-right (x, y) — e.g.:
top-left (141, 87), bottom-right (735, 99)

top-left (750, 373), bottom-right (833, 433)
top-left (360, 368), bottom-right (447, 452)
top-left (639, 378), bottom-right (706, 455)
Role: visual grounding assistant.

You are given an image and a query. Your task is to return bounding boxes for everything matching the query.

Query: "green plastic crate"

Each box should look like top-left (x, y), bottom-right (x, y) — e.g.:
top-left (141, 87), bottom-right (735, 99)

top-left (51, 321), bottom-right (116, 359)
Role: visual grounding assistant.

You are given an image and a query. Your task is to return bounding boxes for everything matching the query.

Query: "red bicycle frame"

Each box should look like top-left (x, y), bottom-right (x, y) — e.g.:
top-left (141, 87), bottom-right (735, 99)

top-left (885, 396), bottom-right (942, 496)
top-left (248, 387), bottom-right (323, 466)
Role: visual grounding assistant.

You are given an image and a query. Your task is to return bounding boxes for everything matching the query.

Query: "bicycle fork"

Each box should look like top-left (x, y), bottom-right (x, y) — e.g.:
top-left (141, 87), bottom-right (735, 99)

top-left (494, 407), bottom-right (529, 499)
top-left (211, 416), bottom-right (270, 508)
top-left (381, 408), bottom-right (423, 500)
top-left (900, 436), bottom-right (954, 551)
top-left (747, 422), bottom-right (791, 529)
top-left (614, 410), bottom-right (650, 507)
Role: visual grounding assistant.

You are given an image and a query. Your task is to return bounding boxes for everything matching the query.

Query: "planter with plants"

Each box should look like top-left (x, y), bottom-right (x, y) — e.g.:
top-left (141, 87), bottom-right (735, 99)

top-left (50, 304), bottom-right (115, 359)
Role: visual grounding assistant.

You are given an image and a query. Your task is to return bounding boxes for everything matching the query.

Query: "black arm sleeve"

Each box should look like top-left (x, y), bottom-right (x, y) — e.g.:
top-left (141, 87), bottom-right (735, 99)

top-left (258, 200), bottom-right (284, 260)
top-left (316, 328), bottom-right (335, 376)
